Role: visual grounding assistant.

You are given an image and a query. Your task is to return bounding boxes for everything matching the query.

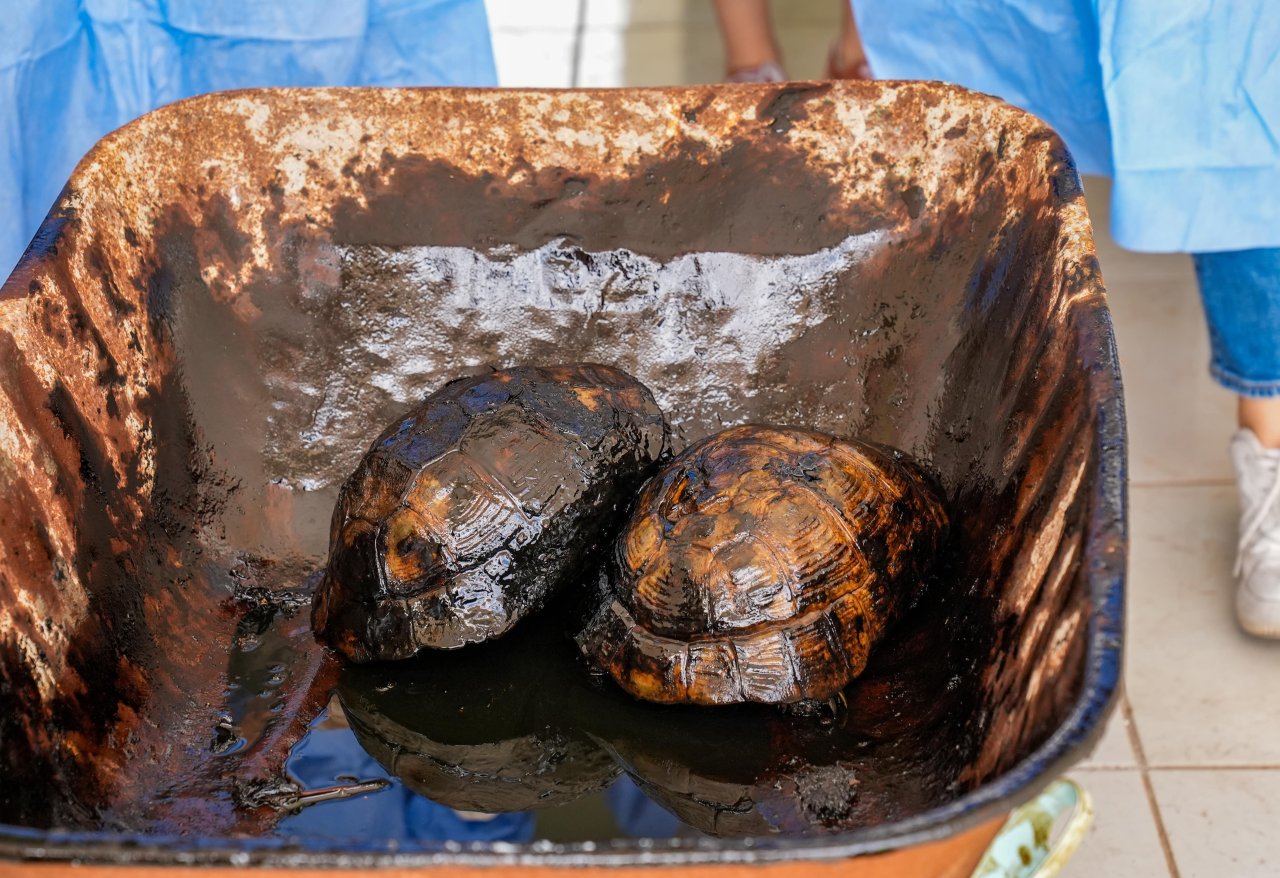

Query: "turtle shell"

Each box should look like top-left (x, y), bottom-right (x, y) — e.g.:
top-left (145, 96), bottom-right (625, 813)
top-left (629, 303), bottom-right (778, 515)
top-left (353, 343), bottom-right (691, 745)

top-left (578, 425), bottom-right (948, 705)
top-left (313, 364), bottom-right (669, 662)
top-left (583, 604), bottom-right (971, 837)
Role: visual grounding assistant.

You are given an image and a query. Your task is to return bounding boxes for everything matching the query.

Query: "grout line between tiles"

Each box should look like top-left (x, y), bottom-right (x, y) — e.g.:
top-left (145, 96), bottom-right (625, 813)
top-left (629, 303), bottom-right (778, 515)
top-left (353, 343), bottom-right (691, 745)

top-left (568, 0), bottom-right (588, 87)
top-left (491, 27), bottom-right (581, 35)
top-left (1123, 698), bottom-right (1183, 878)
top-left (1076, 763), bottom-right (1280, 771)
top-left (1129, 479), bottom-right (1234, 488)
top-left (1146, 764), bottom-right (1280, 772)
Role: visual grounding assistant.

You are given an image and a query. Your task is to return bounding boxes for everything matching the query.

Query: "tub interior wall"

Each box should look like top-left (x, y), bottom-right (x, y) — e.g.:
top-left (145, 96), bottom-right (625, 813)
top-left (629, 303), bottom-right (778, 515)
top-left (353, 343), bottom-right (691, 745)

top-left (0, 85), bottom-right (1099, 838)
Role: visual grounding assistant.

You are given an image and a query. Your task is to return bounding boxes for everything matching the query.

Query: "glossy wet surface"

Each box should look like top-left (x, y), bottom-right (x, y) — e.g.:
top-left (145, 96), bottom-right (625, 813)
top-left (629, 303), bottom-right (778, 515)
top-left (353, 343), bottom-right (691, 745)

top-left (312, 364), bottom-right (668, 661)
top-left (0, 228), bottom-right (1019, 837)
top-left (277, 704), bottom-right (701, 845)
top-left (226, 568), bottom-right (986, 844)
top-left (0, 83), bottom-right (1118, 863)
top-left (581, 425), bottom-right (949, 707)
top-left (125, 228), bottom-right (996, 841)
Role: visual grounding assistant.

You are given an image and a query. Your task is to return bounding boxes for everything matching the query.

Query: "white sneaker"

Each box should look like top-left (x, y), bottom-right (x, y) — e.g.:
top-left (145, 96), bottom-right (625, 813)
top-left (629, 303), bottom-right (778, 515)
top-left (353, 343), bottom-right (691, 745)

top-left (1230, 429), bottom-right (1280, 638)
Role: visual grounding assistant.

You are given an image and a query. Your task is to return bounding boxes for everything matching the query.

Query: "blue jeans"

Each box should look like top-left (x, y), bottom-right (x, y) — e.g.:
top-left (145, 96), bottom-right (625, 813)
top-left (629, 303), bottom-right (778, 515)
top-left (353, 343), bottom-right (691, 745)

top-left (1193, 249), bottom-right (1280, 397)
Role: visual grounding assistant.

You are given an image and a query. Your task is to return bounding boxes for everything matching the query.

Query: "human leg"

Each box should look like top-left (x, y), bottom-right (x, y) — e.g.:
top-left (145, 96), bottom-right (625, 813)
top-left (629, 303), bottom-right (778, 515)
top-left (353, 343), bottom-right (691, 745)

top-left (1194, 248), bottom-right (1280, 409)
top-left (827, 1), bottom-right (871, 79)
top-left (1240, 397), bottom-right (1280, 448)
top-left (1194, 247), bottom-right (1280, 636)
top-left (711, 0), bottom-right (786, 81)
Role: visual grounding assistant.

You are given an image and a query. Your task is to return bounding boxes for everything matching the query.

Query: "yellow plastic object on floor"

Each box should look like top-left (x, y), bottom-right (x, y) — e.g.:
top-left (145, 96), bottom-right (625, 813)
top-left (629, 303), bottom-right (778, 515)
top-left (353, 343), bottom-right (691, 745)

top-left (970, 779), bottom-right (1094, 878)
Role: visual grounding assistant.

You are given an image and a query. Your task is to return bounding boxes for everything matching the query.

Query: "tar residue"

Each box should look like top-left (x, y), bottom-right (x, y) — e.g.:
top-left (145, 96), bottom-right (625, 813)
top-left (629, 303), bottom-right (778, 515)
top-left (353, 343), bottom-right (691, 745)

top-left (330, 124), bottom-right (883, 261)
top-left (313, 365), bottom-right (668, 662)
top-left (580, 426), bottom-right (950, 707)
top-left (1, 81), bottom-right (1097, 846)
top-left (272, 570), bottom-right (986, 843)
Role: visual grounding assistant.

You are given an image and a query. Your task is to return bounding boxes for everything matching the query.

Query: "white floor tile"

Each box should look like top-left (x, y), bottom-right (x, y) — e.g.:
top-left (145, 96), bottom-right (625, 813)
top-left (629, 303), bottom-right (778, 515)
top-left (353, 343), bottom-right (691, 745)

top-left (1106, 276), bottom-right (1236, 485)
top-left (1075, 698), bottom-right (1137, 769)
top-left (1059, 771), bottom-right (1171, 877)
top-left (581, 24), bottom-right (707, 87)
top-left (1151, 769), bottom-right (1280, 878)
top-left (584, 0), bottom-right (712, 28)
top-left (1126, 485), bottom-right (1280, 766)
top-left (490, 29), bottom-right (579, 88)
top-left (485, 0), bottom-right (582, 30)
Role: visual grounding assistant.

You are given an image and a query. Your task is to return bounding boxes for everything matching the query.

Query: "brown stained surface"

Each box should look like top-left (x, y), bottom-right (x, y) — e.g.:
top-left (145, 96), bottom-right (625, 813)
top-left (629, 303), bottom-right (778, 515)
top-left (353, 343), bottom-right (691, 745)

top-left (0, 81), bottom-right (1121, 864)
top-left (580, 425), bottom-right (948, 705)
top-left (312, 364), bottom-right (668, 662)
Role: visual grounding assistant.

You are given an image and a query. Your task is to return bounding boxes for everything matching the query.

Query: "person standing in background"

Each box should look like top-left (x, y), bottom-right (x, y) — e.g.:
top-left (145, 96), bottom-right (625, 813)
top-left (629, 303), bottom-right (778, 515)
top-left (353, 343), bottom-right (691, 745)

top-left (0, 0), bottom-right (497, 279)
top-left (852, 0), bottom-right (1280, 637)
top-left (712, 0), bottom-right (871, 82)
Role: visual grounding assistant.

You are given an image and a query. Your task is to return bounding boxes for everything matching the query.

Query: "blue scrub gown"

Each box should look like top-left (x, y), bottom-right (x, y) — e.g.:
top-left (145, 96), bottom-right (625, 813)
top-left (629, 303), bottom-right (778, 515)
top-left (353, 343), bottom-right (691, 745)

top-left (1, 0), bottom-right (497, 277)
top-left (853, 0), bottom-right (1280, 253)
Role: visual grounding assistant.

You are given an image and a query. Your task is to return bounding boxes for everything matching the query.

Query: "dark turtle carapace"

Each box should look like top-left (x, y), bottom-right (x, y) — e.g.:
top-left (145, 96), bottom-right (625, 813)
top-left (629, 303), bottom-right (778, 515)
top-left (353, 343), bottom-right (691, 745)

top-left (579, 425), bottom-right (948, 706)
top-left (313, 364), bottom-right (669, 662)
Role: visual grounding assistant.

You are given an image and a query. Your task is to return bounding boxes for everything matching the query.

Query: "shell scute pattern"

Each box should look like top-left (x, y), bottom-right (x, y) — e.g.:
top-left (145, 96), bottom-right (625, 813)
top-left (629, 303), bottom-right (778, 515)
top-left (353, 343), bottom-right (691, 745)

top-left (579, 424), bottom-right (947, 705)
top-left (313, 364), bottom-right (669, 662)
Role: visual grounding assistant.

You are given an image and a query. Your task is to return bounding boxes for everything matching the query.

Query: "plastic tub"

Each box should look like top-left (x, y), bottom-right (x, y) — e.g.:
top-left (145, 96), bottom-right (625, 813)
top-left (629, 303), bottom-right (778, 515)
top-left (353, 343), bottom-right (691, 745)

top-left (0, 81), bottom-right (1125, 876)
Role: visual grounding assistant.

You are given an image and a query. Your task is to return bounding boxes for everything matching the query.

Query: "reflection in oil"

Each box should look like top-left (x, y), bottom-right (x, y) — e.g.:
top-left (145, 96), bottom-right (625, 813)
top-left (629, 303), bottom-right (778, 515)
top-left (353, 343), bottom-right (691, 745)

top-left (336, 623), bottom-right (621, 813)
top-left (276, 700), bottom-right (689, 844)
top-left (219, 601), bottom-right (299, 756)
top-left (268, 594), bottom-right (978, 844)
top-left (277, 698), bottom-right (538, 844)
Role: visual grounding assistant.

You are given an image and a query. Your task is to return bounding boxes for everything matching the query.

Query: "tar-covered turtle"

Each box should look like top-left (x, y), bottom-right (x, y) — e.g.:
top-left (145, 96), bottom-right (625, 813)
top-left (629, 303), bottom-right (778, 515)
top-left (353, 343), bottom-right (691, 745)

top-left (579, 425), bottom-right (948, 706)
top-left (313, 364), bottom-right (669, 662)
top-left (584, 601), bottom-right (972, 837)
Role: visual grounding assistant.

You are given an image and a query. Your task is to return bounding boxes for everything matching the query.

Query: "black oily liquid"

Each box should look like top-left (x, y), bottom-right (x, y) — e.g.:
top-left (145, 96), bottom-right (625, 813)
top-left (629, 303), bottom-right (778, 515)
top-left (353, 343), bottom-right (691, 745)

top-left (275, 698), bottom-right (697, 844)
top-left (266, 590), bottom-right (982, 846)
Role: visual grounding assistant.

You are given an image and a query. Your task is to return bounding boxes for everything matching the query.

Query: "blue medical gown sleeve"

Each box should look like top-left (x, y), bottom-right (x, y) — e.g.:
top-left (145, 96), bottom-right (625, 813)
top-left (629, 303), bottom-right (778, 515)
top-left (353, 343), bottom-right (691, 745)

top-left (1, 0), bottom-right (497, 277)
top-left (852, 0), bottom-right (1280, 254)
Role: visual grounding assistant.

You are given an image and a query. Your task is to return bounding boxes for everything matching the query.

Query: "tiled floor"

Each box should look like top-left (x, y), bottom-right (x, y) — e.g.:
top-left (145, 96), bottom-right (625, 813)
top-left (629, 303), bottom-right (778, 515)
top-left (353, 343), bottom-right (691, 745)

top-left (484, 2), bottom-right (1280, 874)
